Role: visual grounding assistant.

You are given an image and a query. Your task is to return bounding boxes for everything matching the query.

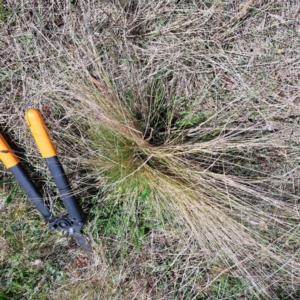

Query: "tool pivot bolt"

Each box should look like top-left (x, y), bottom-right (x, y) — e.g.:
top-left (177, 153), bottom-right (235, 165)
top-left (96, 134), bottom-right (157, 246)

top-left (60, 222), bottom-right (68, 228)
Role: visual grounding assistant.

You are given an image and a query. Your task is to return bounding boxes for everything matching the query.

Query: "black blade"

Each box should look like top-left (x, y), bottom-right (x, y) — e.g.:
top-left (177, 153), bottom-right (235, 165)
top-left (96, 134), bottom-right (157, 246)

top-left (71, 232), bottom-right (94, 258)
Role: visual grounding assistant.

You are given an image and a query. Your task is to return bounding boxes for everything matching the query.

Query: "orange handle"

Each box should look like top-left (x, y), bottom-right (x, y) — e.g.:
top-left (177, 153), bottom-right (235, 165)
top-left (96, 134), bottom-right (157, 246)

top-left (0, 134), bottom-right (20, 168)
top-left (25, 109), bottom-right (57, 158)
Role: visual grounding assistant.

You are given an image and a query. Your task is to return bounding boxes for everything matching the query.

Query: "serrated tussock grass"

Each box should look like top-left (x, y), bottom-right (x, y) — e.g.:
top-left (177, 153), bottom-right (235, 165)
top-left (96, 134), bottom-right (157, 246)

top-left (36, 38), bottom-right (300, 297)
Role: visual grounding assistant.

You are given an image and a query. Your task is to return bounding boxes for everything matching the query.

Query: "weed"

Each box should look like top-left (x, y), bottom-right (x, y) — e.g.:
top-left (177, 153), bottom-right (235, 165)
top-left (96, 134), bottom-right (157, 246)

top-left (1, 0), bottom-right (300, 299)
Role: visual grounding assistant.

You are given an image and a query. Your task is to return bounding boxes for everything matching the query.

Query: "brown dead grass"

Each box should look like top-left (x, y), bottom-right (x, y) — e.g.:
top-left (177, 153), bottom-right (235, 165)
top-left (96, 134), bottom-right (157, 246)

top-left (1, 0), bottom-right (300, 299)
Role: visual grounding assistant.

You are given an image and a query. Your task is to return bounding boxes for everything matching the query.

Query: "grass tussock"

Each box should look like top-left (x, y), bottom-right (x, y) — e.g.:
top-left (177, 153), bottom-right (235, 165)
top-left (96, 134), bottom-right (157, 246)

top-left (1, 0), bottom-right (300, 299)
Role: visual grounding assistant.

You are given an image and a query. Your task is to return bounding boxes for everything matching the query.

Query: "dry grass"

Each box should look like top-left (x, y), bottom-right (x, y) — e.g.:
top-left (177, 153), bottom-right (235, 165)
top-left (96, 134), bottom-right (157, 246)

top-left (1, 0), bottom-right (300, 299)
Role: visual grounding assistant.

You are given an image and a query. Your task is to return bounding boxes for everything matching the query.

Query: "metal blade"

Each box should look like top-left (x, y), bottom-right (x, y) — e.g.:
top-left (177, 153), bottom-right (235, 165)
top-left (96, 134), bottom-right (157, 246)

top-left (71, 232), bottom-right (94, 258)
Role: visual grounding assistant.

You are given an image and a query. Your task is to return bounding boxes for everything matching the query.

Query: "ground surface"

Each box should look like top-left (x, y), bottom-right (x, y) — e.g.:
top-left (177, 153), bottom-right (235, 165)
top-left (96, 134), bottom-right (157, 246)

top-left (1, 1), bottom-right (300, 299)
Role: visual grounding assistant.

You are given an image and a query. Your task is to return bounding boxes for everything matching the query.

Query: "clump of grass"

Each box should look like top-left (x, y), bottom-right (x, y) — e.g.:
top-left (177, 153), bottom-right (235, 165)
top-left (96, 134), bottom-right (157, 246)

top-left (1, 1), bottom-right (300, 299)
top-left (37, 38), bottom-right (299, 298)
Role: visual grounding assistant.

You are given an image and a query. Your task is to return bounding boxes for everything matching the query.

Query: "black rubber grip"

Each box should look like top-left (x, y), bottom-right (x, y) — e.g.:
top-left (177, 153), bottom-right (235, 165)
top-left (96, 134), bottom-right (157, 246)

top-left (9, 163), bottom-right (51, 220)
top-left (45, 156), bottom-right (82, 222)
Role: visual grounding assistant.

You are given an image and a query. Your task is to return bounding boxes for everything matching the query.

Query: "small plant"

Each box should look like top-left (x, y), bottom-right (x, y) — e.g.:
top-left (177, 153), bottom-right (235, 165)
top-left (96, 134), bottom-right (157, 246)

top-left (211, 275), bottom-right (254, 299)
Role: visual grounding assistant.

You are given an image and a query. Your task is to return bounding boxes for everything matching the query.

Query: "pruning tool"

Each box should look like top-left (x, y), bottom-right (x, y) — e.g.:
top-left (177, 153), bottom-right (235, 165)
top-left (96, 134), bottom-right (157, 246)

top-left (0, 109), bottom-right (93, 258)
